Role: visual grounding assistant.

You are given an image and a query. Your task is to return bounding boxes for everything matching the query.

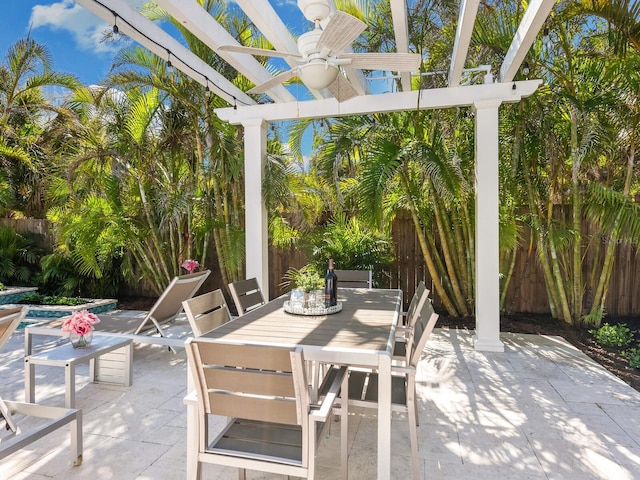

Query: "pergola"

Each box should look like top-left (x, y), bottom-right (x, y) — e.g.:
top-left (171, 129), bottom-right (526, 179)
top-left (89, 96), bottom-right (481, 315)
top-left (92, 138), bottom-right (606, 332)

top-left (76, 0), bottom-right (556, 353)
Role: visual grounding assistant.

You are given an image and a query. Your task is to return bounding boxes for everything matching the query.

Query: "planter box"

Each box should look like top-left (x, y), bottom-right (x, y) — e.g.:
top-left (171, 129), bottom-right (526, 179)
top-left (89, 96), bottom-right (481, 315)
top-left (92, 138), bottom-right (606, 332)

top-left (0, 286), bottom-right (39, 305)
top-left (3, 298), bottom-right (118, 319)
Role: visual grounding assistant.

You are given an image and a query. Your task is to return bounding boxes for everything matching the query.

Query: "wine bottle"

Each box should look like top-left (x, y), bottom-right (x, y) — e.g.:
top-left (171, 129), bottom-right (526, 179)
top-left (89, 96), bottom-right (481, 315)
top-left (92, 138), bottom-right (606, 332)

top-left (324, 259), bottom-right (338, 307)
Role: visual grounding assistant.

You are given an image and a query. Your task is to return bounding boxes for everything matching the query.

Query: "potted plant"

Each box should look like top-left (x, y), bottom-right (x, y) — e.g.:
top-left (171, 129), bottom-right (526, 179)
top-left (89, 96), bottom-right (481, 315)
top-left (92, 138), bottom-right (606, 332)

top-left (282, 265), bottom-right (325, 309)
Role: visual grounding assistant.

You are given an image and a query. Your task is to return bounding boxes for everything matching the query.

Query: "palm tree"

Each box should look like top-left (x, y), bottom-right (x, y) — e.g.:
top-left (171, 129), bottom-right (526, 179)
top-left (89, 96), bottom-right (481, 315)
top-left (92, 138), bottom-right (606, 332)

top-left (0, 37), bottom-right (79, 217)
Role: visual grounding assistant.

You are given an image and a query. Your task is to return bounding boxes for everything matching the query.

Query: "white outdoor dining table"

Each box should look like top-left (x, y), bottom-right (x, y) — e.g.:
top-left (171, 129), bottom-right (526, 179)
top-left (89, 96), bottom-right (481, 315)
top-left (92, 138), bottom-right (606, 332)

top-left (190, 287), bottom-right (402, 479)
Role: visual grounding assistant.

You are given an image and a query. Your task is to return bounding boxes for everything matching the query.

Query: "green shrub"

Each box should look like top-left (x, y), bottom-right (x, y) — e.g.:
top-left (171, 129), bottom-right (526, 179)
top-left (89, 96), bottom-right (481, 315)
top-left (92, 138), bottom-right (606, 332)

top-left (0, 282), bottom-right (5, 291)
top-left (311, 215), bottom-right (394, 287)
top-left (589, 323), bottom-right (634, 348)
top-left (622, 348), bottom-right (640, 369)
top-left (18, 293), bottom-right (88, 306)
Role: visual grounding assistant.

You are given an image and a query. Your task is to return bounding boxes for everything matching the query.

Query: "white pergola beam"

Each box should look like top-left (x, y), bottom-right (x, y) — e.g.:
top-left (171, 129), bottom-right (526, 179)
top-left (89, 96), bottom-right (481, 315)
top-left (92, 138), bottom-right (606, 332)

top-left (155, 0), bottom-right (295, 103)
top-left (390, 0), bottom-right (412, 91)
top-left (448, 0), bottom-right (481, 87)
top-left (75, 0), bottom-right (254, 106)
top-left (216, 80), bottom-right (541, 123)
top-left (498, 0), bottom-right (556, 83)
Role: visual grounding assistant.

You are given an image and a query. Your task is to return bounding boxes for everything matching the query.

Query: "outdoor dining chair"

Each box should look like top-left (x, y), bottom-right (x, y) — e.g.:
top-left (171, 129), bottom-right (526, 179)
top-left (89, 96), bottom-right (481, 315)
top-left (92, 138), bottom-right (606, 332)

top-left (334, 269), bottom-right (373, 288)
top-left (0, 307), bottom-right (83, 466)
top-left (228, 277), bottom-right (265, 316)
top-left (182, 289), bottom-right (231, 337)
top-left (184, 338), bottom-right (348, 480)
top-left (393, 281), bottom-right (429, 362)
top-left (345, 297), bottom-right (439, 480)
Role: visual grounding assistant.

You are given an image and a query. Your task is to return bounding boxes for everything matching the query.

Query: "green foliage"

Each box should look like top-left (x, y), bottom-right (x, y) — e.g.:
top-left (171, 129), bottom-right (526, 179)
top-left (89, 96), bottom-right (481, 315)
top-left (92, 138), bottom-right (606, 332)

top-left (0, 225), bottom-right (44, 286)
top-left (0, 282), bottom-right (5, 291)
top-left (622, 348), bottom-right (640, 369)
top-left (311, 215), bottom-right (394, 279)
top-left (18, 293), bottom-right (88, 305)
top-left (589, 323), bottom-right (634, 348)
top-left (582, 306), bottom-right (606, 327)
top-left (281, 265), bottom-right (324, 293)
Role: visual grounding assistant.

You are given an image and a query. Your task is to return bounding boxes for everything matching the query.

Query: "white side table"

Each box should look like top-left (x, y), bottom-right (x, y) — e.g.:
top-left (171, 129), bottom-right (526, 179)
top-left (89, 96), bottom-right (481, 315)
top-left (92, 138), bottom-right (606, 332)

top-left (25, 335), bottom-right (133, 408)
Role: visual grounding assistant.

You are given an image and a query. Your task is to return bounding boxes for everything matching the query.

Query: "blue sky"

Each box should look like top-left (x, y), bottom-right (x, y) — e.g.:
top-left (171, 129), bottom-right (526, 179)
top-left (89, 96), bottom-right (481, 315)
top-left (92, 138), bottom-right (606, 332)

top-left (0, 1), bottom-right (305, 86)
top-left (1, 1), bottom-right (128, 85)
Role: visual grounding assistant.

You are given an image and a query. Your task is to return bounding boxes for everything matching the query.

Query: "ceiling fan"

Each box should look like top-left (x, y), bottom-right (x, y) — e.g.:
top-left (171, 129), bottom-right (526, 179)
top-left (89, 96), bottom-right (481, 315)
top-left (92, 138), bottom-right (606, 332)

top-left (218, 1), bottom-right (421, 102)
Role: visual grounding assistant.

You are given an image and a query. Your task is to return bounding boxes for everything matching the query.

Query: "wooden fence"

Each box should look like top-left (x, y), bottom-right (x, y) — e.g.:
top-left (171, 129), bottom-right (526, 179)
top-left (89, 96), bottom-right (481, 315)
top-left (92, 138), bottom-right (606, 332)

top-left (3, 216), bottom-right (639, 316)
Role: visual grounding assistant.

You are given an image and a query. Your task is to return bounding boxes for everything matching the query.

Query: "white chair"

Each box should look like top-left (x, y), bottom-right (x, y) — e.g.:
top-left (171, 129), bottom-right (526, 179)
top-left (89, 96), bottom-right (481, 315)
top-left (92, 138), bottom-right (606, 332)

top-left (334, 269), bottom-right (373, 288)
top-left (346, 297), bottom-right (439, 480)
top-left (228, 277), bottom-right (265, 316)
top-left (182, 289), bottom-right (231, 337)
top-left (184, 338), bottom-right (348, 480)
top-left (0, 307), bottom-right (83, 466)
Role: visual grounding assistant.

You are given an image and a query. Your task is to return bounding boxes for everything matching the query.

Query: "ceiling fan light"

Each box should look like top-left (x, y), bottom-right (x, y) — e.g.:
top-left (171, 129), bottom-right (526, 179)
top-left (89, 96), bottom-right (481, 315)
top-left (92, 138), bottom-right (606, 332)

top-left (298, 0), bottom-right (331, 22)
top-left (298, 62), bottom-right (339, 90)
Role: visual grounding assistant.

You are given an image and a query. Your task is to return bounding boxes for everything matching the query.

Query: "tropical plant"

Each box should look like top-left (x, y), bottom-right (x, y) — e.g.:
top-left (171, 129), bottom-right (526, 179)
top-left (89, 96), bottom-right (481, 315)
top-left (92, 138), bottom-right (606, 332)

top-left (590, 323), bottom-right (634, 348)
top-left (0, 36), bottom-right (79, 217)
top-left (622, 347), bottom-right (640, 369)
top-left (281, 264), bottom-right (325, 293)
top-left (0, 225), bottom-right (44, 286)
top-left (311, 214), bottom-right (394, 285)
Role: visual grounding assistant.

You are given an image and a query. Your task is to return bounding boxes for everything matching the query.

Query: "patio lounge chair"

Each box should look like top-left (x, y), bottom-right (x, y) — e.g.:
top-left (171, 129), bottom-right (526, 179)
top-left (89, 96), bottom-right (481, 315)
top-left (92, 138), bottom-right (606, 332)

top-left (346, 297), bottom-right (439, 480)
top-left (228, 277), bottom-right (265, 316)
top-left (25, 270), bottom-right (211, 353)
top-left (96, 269), bottom-right (211, 336)
top-left (334, 269), bottom-right (373, 288)
top-left (182, 289), bottom-right (231, 337)
top-left (0, 307), bottom-right (83, 466)
top-left (184, 338), bottom-right (348, 479)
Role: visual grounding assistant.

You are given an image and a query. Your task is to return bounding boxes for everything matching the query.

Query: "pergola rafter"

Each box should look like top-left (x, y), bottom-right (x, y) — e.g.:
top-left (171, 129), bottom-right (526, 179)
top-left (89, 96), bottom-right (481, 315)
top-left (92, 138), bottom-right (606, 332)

top-left (389, 0), bottom-right (412, 91)
top-left (154, 0), bottom-right (296, 103)
top-left (75, 0), bottom-right (254, 106)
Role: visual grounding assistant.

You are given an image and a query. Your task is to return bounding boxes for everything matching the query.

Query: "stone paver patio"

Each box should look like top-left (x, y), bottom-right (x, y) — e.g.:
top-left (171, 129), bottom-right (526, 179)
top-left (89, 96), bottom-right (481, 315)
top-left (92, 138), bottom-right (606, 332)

top-left (1, 327), bottom-right (639, 479)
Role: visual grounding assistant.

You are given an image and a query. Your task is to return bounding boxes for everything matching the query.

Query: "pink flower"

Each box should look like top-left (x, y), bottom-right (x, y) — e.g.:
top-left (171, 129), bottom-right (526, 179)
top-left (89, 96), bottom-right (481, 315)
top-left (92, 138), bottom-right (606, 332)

top-left (181, 259), bottom-right (199, 273)
top-left (61, 310), bottom-right (100, 336)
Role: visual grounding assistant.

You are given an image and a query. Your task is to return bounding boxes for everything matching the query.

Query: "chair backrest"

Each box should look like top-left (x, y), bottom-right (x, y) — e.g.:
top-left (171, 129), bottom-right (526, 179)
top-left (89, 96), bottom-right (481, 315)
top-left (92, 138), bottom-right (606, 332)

top-left (185, 339), bottom-right (308, 427)
top-left (228, 278), bottom-right (265, 316)
top-left (334, 269), bottom-right (373, 288)
top-left (407, 299), bottom-right (439, 367)
top-left (0, 307), bottom-right (27, 350)
top-left (133, 269), bottom-right (211, 334)
top-left (405, 281), bottom-right (429, 327)
top-left (182, 289), bottom-right (231, 337)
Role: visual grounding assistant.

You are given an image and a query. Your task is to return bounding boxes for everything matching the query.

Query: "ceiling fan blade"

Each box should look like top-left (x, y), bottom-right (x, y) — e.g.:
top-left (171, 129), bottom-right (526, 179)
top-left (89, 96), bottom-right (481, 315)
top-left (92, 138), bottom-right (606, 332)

top-left (218, 44), bottom-right (301, 60)
top-left (247, 69), bottom-right (298, 94)
top-left (316, 11), bottom-right (367, 55)
top-left (339, 52), bottom-right (422, 72)
top-left (327, 74), bottom-right (359, 102)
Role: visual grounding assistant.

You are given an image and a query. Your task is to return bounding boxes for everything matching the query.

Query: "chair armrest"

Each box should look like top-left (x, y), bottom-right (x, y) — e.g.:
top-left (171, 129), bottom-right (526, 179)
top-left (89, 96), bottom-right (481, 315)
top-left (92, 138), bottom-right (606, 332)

top-left (310, 366), bottom-right (347, 421)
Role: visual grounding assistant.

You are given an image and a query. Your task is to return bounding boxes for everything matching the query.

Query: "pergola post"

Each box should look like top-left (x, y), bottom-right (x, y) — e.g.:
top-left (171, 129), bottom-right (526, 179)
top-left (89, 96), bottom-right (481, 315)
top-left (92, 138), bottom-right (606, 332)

top-left (241, 118), bottom-right (269, 296)
top-left (472, 100), bottom-right (504, 352)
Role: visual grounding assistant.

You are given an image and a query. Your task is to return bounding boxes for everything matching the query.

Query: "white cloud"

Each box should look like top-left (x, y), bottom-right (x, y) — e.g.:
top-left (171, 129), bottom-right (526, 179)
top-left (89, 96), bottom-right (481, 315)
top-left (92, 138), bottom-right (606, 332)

top-left (29, 0), bottom-right (143, 54)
